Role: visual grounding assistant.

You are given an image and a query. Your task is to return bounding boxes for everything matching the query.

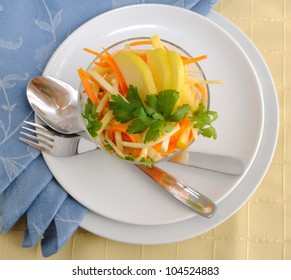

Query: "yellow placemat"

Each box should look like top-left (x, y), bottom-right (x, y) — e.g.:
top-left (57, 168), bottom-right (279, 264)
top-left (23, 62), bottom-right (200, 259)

top-left (0, 0), bottom-right (289, 260)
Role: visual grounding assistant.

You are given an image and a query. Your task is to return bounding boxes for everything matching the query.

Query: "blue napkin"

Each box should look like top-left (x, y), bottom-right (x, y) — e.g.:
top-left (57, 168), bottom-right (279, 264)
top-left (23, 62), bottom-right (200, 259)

top-left (0, 0), bottom-right (219, 257)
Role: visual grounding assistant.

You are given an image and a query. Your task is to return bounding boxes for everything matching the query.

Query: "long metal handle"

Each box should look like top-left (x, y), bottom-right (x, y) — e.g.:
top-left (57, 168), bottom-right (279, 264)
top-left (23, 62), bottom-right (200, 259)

top-left (137, 164), bottom-right (216, 218)
top-left (169, 151), bottom-right (245, 175)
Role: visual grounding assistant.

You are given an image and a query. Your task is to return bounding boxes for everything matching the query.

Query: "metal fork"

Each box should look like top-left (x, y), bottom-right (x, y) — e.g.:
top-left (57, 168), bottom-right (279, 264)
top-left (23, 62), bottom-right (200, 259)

top-left (19, 120), bottom-right (216, 217)
top-left (19, 121), bottom-right (84, 157)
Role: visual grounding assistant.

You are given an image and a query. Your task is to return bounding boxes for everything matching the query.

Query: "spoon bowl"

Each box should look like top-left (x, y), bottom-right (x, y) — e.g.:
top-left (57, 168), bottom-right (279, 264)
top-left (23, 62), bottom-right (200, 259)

top-left (27, 76), bottom-right (84, 134)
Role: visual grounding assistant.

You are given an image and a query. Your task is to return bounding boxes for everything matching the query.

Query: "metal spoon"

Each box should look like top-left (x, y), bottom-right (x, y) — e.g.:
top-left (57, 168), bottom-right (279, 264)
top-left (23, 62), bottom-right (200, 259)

top-left (27, 75), bottom-right (84, 134)
top-left (27, 75), bottom-right (218, 217)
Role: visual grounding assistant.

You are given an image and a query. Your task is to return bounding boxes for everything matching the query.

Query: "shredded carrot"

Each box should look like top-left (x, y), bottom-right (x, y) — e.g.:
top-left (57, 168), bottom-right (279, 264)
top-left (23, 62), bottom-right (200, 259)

top-left (109, 124), bottom-right (141, 156)
top-left (84, 47), bottom-right (107, 60)
top-left (181, 55), bottom-right (207, 64)
top-left (84, 48), bottom-right (128, 95)
top-left (194, 83), bottom-right (207, 101)
top-left (165, 145), bottom-right (176, 155)
top-left (127, 40), bottom-right (152, 47)
top-left (104, 48), bottom-right (129, 95)
top-left (128, 39), bottom-right (169, 51)
top-left (136, 53), bottom-right (147, 62)
top-left (188, 129), bottom-right (194, 143)
top-left (168, 117), bottom-right (191, 148)
top-left (94, 61), bottom-right (110, 67)
top-left (77, 68), bottom-right (99, 104)
top-left (153, 142), bottom-right (163, 153)
top-left (109, 124), bottom-right (137, 143)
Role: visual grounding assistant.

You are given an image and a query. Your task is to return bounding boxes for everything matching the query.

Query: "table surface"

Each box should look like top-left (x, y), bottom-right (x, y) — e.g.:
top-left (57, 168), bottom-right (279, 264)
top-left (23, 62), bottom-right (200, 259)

top-left (1, 0), bottom-right (290, 260)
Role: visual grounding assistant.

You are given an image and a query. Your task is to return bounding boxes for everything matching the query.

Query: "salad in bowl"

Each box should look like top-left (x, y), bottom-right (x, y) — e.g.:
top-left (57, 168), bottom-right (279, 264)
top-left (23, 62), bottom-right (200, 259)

top-left (78, 35), bottom-right (219, 166)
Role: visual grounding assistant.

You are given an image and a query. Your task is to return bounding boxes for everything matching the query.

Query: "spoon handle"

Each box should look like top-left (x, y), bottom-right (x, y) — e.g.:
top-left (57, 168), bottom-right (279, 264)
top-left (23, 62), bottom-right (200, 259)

top-left (136, 164), bottom-right (216, 218)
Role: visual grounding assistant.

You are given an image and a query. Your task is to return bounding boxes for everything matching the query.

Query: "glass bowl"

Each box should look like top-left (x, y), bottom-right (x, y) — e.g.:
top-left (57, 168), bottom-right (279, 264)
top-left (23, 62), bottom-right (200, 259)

top-left (78, 37), bottom-right (209, 165)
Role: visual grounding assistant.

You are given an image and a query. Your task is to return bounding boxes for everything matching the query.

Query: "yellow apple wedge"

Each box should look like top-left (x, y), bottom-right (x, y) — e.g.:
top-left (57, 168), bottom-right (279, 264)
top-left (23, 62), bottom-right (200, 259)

top-left (146, 48), bottom-right (171, 92)
top-left (150, 34), bottom-right (165, 50)
top-left (167, 50), bottom-right (185, 94)
top-left (114, 52), bottom-right (157, 101)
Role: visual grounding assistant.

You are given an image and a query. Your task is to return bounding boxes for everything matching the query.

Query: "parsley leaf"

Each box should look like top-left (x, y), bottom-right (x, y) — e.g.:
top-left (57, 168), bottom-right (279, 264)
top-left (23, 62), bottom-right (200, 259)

top-left (140, 157), bottom-right (155, 167)
top-left (104, 144), bottom-right (114, 151)
top-left (126, 85), bottom-right (144, 107)
top-left (144, 120), bottom-right (165, 143)
top-left (124, 156), bottom-right (134, 161)
top-left (109, 85), bottom-right (143, 122)
top-left (191, 102), bottom-right (218, 139)
top-left (127, 118), bottom-right (149, 134)
top-left (170, 104), bottom-right (191, 122)
top-left (82, 99), bottom-right (102, 138)
top-left (145, 90), bottom-right (180, 120)
top-left (109, 86), bottom-right (191, 143)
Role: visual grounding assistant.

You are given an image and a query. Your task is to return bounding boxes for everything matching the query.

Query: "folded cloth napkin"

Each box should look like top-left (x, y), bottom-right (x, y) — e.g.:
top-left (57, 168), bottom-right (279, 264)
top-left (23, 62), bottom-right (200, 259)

top-left (0, 0), bottom-right (219, 257)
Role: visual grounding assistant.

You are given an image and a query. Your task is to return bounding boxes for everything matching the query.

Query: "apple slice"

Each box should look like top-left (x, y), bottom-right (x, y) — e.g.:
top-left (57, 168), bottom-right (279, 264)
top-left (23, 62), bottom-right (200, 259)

top-left (150, 34), bottom-right (165, 50)
top-left (167, 50), bottom-right (184, 93)
top-left (114, 52), bottom-right (157, 100)
top-left (147, 48), bottom-right (171, 92)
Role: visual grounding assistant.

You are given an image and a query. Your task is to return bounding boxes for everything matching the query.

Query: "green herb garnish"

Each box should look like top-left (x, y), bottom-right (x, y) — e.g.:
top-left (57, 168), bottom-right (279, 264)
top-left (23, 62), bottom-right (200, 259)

top-left (140, 157), bottom-right (155, 167)
top-left (191, 102), bottom-right (218, 139)
top-left (124, 156), bottom-right (134, 161)
top-left (82, 98), bottom-right (102, 138)
top-left (109, 85), bottom-right (190, 143)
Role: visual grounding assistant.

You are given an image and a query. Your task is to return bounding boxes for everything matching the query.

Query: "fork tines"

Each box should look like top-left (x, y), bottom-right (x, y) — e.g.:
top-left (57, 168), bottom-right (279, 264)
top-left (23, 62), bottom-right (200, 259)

top-left (19, 121), bottom-right (54, 153)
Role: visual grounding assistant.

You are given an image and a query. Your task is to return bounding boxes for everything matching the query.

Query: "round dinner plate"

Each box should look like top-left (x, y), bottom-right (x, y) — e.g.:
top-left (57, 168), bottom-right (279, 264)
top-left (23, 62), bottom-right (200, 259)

top-left (79, 10), bottom-right (278, 244)
top-left (43, 5), bottom-right (264, 226)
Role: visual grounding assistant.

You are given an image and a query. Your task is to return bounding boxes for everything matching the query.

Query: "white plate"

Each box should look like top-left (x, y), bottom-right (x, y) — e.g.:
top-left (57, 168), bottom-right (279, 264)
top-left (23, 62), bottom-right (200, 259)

top-left (43, 5), bottom-right (264, 226)
top-left (79, 10), bottom-right (278, 244)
